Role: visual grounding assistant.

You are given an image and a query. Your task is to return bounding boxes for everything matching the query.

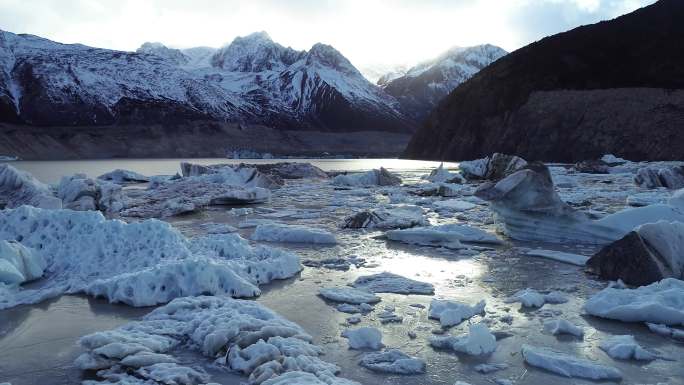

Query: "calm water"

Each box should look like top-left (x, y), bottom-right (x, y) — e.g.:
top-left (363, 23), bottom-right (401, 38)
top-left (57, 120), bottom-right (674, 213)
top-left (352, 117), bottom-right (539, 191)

top-left (4, 158), bottom-right (457, 184)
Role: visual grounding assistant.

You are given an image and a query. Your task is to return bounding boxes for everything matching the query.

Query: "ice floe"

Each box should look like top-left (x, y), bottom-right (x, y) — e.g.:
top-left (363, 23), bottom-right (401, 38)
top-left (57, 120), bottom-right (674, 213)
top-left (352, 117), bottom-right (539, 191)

top-left (252, 223), bottom-right (337, 244)
top-left (423, 163), bottom-right (464, 184)
top-left (352, 272), bottom-right (434, 295)
top-left (474, 363), bottom-right (508, 373)
top-left (584, 278), bottom-right (684, 326)
top-left (521, 344), bottom-right (621, 380)
top-left (342, 327), bottom-right (384, 350)
top-left (526, 249), bottom-right (588, 266)
top-left (432, 199), bottom-right (477, 212)
top-left (459, 153), bottom-right (527, 181)
top-left (386, 224), bottom-right (502, 249)
top-left (430, 323), bottom-right (497, 355)
top-left (58, 173), bottom-right (125, 213)
top-left (76, 296), bottom-right (358, 384)
top-left (319, 287), bottom-right (380, 304)
top-left (359, 349), bottom-right (426, 374)
top-left (634, 165), bottom-right (684, 189)
top-left (646, 323), bottom-right (684, 341)
top-left (0, 206), bottom-right (300, 309)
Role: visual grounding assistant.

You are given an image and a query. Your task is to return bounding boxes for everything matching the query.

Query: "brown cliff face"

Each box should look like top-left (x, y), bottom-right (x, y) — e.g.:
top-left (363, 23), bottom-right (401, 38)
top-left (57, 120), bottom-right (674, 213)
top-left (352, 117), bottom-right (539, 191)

top-left (404, 0), bottom-right (684, 162)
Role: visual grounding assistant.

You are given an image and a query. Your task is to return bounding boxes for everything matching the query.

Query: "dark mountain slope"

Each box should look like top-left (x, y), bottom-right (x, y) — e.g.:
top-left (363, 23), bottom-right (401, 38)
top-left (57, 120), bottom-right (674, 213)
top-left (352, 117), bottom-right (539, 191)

top-left (404, 0), bottom-right (684, 162)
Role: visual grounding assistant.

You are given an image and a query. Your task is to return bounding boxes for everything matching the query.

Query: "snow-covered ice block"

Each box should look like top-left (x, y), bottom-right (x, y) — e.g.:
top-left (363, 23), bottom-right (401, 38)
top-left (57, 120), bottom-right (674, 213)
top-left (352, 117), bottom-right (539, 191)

top-left (429, 299), bottom-right (486, 327)
top-left (584, 278), bottom-right (684, 326)
top-left (359, 349), bottom-right (426, 374)
top-left (352, 272), bottom-right (434, 295)
top-left (342, 327), bottom-right (383, 350)
top-left (319, 287), bottom-right (380, 304)
top-left (77, 296), bottom-right (356, 384)
top-left (526, 249), bottom-right (588, 266)
top-left (599, 335), bottom-right (659, 361)
top-left (521, 344), bottom-right (621, 380)
top-left (0, 240), bottom-right (45, 285)
top-left (0, 164), bottom-right (61, 209)
top-left (0, 206), bottom-right (300, 309)
top-left (430, 323), bottom-right (496, 355)
top-left (252, 223), bottom-right (337, 244)
top-left (543, 319), bottom-right (583, 337)
top-left (386, 223), bottom-right (502, 249)
top-left (98, 169), bottom-right (149, 184)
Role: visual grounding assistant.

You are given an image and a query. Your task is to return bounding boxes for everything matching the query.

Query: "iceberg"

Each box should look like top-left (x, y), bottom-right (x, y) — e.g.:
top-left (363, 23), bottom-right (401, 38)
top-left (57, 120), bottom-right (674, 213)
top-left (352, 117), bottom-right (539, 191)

top-left (0, 164), bottom-right (61, 209)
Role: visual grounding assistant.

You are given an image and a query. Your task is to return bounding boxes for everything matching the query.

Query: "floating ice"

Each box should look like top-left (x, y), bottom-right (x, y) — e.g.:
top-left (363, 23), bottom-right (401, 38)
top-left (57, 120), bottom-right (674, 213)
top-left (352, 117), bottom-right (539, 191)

top-left (433, 199), bottom-right (476, 212)
top-left (342, 327), bottom-right (384, 350)
top-left (526, 249), bottom-right (588, 266)
top-left (634, 165), bottom-right (684, 189)
top-left (58, 174), bottom-right (125, 213)
top-left (459, 153), bottom-right (527, 181)
top-left (0, 164), bottom-right (61, 209)
top-left (252, 223), bottom-right (337, 244)
top-left (386, 223), bottom-right (501, 249)
top-left (359, 349), bottom-right (426, 374)
top-left (76, 296), bottom-right (357, 384)
top-left (543, 319), bottom-right (584, 337)
top-left (319, 287), bottom-right (380, 304)
top-left (430, 323), bottom-right (497, 355)
top-left (646, 323), bottom-right (684, 341)
top-left (332, 167), bottom-right (401, 187)
top-left (599, 335), bottom-right (659, 361)
top-left (474, 363), bottom-right (508, 373)
top-left (0, 206), bottom-right (300, 309)
top-left (423, 163), bottom-right (463, 184)
top-left (521, 344), bottom-right (621, 380)
top-left (352, 272), bottom-right (434, 295)
top-left (584, 279), bottom-right (684, 326)
top-left (429, 299), bottom-right (486, 327)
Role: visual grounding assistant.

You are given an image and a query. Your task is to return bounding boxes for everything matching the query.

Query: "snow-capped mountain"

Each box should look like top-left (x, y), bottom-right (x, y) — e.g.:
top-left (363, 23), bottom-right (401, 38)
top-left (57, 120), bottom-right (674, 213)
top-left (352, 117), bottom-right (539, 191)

top-left (0, 30), bottom-right (414, 132)
top-left (381, 44), bottom-right (507, 122)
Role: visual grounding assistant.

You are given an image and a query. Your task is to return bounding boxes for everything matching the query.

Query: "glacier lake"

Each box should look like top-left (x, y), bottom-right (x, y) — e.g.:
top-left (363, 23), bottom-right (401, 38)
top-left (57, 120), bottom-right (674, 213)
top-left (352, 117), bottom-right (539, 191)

top-left (1, 158), bottom-right (683, 385)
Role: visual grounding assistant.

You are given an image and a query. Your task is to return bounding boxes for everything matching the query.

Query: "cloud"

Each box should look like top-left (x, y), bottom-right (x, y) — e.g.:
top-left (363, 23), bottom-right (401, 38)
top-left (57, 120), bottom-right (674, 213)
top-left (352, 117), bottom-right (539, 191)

top-left (0, 0), bottom-right (656, 67)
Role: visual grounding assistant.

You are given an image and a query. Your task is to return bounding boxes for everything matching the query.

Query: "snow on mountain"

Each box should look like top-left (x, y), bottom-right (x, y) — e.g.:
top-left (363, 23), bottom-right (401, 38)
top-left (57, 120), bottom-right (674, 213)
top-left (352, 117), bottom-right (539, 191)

top-left (0, 29), bottom-right (414, 132)
top-left (381, 44), bottom-right (507, 122)
top-left (360, 63), bottom-right (409, 85)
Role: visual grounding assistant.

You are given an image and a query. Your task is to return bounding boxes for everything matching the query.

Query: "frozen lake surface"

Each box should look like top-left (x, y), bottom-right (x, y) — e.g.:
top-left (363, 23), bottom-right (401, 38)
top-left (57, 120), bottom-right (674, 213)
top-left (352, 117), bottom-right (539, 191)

top-left (1, 158), bottom-right (683, 385)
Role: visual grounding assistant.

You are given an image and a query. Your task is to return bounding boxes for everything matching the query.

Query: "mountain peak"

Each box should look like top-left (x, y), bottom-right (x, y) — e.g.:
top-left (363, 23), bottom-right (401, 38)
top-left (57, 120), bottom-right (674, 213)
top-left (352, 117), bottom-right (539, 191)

top-left (212, 31), bottom-right (304, 72)
top-left (136, 42), bottom-right (189, 65)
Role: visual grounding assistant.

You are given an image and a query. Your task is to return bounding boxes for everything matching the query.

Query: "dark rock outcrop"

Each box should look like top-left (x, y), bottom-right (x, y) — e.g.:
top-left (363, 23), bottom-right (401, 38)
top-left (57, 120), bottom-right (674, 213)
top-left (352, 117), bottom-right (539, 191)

top-left (404, 0), bottom-right (684, 162)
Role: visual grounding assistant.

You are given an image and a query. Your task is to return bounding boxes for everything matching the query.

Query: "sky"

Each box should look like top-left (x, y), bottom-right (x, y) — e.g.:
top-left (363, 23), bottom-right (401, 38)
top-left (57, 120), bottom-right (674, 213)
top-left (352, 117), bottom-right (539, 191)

top-left (0, 0), bottom-right (656, 69)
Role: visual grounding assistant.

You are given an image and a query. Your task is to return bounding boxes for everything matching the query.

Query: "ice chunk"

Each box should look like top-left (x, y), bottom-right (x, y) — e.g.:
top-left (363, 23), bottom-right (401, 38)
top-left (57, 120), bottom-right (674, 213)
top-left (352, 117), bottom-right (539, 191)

top-left (78, 296), bottom-right (355, 384)
top-left (252, 223), bottom-right (337, 244)
top-left (526, 249), bottom-right (588, 266)
top-left (430, 323), bottom-right (496, 355)
top-left (319, 287), bottom-right (380, 304)
top-left (423, 163), bottom-right (464, 184)
top-left (543, 319), bottom-right (583, 337)
top-left (332, 167), bottom-right (401, 187)
top-left (359, 349), bottom-right (426, 374)
top-left (342, 327), bottom-right (383, 350)
top-left (521, 344), bottom-right (621, 380)
top-left (429, 299), bottom-right (486, 327)
top-left (352, 272), bottom-right (434, 295)
top-left (0, 164), bottom-right (61, 209)
top-left (584, 278), bottom-right (684, 326)
top-left (599, 335), bottom-right (659, 361)
top-left (387, 223), bottom-right (502, 249)
top-left (0, 240), bottom-right (45, 285)
top-left (58, 174), bottom-right (126, 213)
top-left (98, 169), bottom-right (149, 184)
top-left (0, 207), bottom-right (300, 309)
top-left (459, 153), bottom-right (527, 181)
